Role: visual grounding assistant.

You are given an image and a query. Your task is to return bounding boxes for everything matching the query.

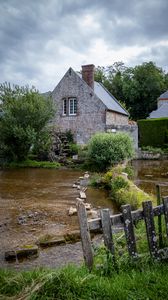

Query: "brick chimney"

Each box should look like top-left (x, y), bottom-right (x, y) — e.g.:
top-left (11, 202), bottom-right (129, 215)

top-left (82, 64), bottom-right (95, 90)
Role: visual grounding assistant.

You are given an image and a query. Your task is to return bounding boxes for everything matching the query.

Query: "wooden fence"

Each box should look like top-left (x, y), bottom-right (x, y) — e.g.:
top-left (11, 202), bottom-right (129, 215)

top-left (77, 192), bottom-right (168, 270)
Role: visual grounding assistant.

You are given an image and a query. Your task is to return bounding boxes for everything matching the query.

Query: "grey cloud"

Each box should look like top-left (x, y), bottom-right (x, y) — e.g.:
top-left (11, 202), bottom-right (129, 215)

top-left (0, 0), bottom-right (168, 91)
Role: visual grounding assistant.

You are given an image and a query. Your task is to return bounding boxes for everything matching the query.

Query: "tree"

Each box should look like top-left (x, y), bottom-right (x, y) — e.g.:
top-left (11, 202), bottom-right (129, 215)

top-left (122, 62), bottom-right (167, 120)
top-left (0, 83), bottom-right (55, 161)
top-left (94, 62), bottom-right (168, 120)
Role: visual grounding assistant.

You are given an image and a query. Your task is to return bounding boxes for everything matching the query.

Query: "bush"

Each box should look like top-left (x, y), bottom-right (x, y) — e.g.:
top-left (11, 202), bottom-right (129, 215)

top-left (138, 118), bottom-right (168, 148)
top-left (111, 176), bottom-right (129, 193)
top-left (69, 143), bottom-right (79, 155)
top-left (87, 132), bottom-right (134, 171)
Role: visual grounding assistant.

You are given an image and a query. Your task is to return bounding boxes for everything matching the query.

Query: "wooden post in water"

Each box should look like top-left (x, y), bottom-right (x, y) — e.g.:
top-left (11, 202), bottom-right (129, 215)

top-left (156, 184), bottom-right (163, 248)
top-left (163, 196), bottom-right (168, 238)
top-left (100, 209), bottom-right (115, 257)
top-left (143, 200), bottom-right (158, 258)
top-left (77, 200), bottom-right (93, 270)
top-left (121, 204), bottom-right (137, 257)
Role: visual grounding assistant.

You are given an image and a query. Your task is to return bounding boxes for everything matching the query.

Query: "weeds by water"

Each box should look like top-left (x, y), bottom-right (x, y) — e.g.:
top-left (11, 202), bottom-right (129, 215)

top-left (89, 165), bottom-right (155, 210)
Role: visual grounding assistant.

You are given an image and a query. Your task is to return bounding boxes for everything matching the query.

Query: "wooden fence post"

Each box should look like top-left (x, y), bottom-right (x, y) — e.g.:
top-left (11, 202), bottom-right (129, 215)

top-left (77, 201), bottom-right (93, 270)
top-left (100, 209), bottom-right (115, 257)
top-left (163, 196), bottom-right (168, 238)
top-left (121, 204), bottom-right (137, 257)
top-left (142, 201), bottom-right (158, 258)
top-left (156, 184), bottom-right (163, 248)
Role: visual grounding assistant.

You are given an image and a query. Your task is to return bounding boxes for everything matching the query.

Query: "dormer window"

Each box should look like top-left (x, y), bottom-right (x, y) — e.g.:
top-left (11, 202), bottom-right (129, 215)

top-left (62, 97), bottom-right (77, 116)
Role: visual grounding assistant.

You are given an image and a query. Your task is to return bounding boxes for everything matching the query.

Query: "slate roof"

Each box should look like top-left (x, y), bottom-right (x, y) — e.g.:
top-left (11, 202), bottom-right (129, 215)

top-left (94, 81), bottom-right (128, 116)
top-left (42, 68), bottom-right (128, 116)
top-left (148, 103), bottom-right (168, 118)
top-left (77, 71), bottom-right (128, 116)
top-left (158, 90), bottom-right (168, 99)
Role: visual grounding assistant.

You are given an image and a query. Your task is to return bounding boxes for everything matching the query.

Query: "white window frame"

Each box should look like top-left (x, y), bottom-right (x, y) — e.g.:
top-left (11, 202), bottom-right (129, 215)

top-left (69, 98), bottom-right (77, 115)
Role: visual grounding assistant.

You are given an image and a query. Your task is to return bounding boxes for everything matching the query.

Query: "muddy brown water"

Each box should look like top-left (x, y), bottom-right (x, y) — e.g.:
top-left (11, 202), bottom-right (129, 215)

top-left (132, 160), bottom-right (168, 197)
top-left (0, 160), bottom-right (168, 269)
top-left (0, 168), bottom-right (117, 269)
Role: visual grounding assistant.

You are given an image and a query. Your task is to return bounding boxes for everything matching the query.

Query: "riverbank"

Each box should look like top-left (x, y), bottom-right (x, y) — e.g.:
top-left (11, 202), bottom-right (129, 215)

top-left (0, 159), bottom-right (61, 169)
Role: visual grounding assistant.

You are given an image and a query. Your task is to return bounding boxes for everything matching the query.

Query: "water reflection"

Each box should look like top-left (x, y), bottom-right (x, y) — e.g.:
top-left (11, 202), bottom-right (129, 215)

top-left (132, 160), bottom-right (168, 197)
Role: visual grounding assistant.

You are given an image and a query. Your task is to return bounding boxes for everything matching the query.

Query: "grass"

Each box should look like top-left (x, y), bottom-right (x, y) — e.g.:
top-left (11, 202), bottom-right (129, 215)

top-left (2, 159), bottom-right (61, 169)
top-left (1, 260), bottom-right (168, 299)
top-left (89, 165), bottom-right (155, 210)
top-left (1, 217), bottom-right (168, 299)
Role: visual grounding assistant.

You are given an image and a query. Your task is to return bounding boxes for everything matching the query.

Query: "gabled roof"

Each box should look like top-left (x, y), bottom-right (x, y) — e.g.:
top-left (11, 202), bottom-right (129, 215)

top-left (77, 71), bottom-right (128, 116)
top-left (158, 90), bottom-right (168, 100)
top-left (94, 81), bottom-right (128, 116)
top-left (148, 103), bottom-right (168, 118)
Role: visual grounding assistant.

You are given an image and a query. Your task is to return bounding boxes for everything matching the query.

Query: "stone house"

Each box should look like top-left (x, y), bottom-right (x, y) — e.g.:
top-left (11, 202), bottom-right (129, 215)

top-left (148, 90), bottom-right (168, 118)
top-left (45, 64), bottom-right (138, 148)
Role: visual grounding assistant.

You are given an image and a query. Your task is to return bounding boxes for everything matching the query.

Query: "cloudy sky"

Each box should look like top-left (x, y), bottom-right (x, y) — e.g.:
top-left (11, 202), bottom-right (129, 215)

top-left (1, 0), bottom-right (168, 92)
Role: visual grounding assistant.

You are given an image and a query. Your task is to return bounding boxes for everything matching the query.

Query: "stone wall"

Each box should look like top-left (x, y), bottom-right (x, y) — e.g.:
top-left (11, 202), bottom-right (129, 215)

top-left (106, 124), bottom-right (138, 151)
top-left (51, 68), bottom-right (106, 144)
top-left (106, 111), bottom-right (128, 126)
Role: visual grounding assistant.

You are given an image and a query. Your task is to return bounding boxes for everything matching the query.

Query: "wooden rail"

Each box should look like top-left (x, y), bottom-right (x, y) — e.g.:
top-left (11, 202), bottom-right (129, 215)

top-left (77, 196), bottom-right (168, 270)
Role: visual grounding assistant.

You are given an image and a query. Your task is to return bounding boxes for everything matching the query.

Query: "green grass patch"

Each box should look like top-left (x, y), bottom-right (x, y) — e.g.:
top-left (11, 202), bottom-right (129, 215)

top-left (1, 261), bottom-right (168, 299)
top-left (89, 165), bottom-right (155, 210)
top-left (3, 159), bottom-right (60, 169)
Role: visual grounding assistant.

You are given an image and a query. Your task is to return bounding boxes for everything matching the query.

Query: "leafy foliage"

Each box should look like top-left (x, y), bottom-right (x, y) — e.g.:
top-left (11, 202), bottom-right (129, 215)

top-left (0, 83), bottom-right (55, 161)
top-left (95, 61), bottom-right (168, 120)
top-left (90, 165), bottom-right (154, 209)
top-left (138, 118), bottom-right (168, 148)
top-left (87, 132), bottom-right (134, 171)
top-left (111, 175), bottom-right (129, 192)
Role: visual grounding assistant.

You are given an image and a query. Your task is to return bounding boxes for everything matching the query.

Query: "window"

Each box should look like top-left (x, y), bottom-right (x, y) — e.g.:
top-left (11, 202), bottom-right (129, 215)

top-left (62, 97), bottom-right (77, 116)
top-left (63, 99), bottom-right (67, 115)
top-left (69, 98), bottom-right (77, 115)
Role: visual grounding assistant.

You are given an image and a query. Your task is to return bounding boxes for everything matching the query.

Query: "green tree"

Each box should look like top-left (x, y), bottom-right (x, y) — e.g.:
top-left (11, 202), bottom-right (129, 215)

top-left (122, 62), bottom-right (166, 120)
top-left (0, 83), bottom-right (55, 161)
top-left (95, 62), bottom-right (168, 120)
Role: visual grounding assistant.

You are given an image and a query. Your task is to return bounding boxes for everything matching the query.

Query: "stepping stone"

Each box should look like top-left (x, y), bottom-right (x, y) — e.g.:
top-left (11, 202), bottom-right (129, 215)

top-left (80, 191), bottom-right (86, 199)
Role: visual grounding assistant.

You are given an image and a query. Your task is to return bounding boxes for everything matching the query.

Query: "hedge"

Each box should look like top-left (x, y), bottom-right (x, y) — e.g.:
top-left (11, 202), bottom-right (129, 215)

top-left (138, 118), bottom-right (168, 148)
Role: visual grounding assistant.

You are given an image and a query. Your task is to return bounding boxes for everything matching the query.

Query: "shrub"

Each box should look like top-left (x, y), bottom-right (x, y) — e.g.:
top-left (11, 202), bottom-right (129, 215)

top-left (69, 143), bottom-right (79, 155)
top-left (87, 132), bottom-right (134, 171)
top-left (113, 188), bottom-right (150, 210)
top-left (111, 176), bottom-right (129, 193)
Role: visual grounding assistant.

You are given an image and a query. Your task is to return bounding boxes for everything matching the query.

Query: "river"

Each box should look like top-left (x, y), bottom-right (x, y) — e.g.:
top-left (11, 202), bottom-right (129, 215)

top-left (0, 160), bottom-right (168, 269)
